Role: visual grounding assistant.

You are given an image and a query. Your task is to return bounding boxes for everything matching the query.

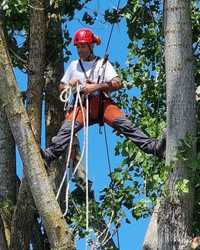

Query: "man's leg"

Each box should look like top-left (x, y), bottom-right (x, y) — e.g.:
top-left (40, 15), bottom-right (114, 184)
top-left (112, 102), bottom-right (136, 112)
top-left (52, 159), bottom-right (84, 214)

top-left (43, 106), bottom-right (84, 164)
top-left (103, 98), bottom-right (166, 158)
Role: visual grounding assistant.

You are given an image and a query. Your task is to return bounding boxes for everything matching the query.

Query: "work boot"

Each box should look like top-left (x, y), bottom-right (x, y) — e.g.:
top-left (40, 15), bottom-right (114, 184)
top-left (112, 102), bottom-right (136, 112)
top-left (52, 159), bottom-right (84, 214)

top-left (40, 149), bottom-right (51, 169)
top-left (155, 134), bottom-right (166, 159)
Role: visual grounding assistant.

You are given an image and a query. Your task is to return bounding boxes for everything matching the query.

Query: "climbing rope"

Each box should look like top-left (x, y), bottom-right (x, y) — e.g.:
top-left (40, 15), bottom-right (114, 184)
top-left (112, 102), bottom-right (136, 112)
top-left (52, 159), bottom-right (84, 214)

top-left (57, 84), bottom-right (87, 216)
top-left (102, 125), bottom-right (121, 250)
top-left (58, 85), bottom-right (92, 250)
top-left (85, 95), bottom-right (89, 250)
top-left (93, 0), bottom-right (123, 245)
top-left (59, 85), bottom-right (78, 111)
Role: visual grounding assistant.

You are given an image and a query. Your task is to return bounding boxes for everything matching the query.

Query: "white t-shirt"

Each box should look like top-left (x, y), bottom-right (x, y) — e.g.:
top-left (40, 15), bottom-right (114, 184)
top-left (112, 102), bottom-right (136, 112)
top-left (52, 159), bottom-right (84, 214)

top-left (61, 57), bottom-right (118, 96)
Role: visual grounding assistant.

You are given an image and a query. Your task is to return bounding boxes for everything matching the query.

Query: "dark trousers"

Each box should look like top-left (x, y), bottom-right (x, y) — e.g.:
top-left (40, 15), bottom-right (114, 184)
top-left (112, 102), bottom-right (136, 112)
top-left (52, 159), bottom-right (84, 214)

top-left (44, 96), bottom-right (159, 162)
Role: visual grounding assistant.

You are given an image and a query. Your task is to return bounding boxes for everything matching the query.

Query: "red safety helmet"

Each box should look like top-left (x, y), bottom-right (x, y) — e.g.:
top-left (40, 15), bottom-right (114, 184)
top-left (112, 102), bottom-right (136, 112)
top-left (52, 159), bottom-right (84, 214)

top-left (73, 28), bottom-right (101, 46)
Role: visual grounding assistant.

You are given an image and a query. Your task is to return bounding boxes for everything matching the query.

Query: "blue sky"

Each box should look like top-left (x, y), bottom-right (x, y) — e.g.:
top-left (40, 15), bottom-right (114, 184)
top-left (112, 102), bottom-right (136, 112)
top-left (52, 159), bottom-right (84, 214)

top-left (15, 0), bottom-right (150, 249)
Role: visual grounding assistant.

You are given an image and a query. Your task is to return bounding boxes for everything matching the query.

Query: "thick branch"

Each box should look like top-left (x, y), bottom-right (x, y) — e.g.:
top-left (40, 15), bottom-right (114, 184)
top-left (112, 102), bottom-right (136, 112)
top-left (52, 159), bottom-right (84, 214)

top-left (27, 0), bottom-right (46, 143)
top-left (0, 19), bottom-right (74, 250)
top-left (0, 10), bottom-right (16, 250)
top-left (10, 0), bottom-right (46, 248)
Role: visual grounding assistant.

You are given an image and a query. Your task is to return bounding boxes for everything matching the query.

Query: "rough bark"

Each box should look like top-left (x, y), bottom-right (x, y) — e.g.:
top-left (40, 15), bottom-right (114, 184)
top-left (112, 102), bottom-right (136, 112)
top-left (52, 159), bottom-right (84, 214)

top-left (0, 11), bottom-right (16, 250)
top-left (0, 108), bottom-right (16, 204)
top-left (0, 18), bottom-right (74, 250)
top-left (10, 1), bottom-right (46, 249)
top-left (0, 109), bottom-right (16, 249)
top-left (158, 1), bottom-right (196, 249)
top-left (10, 181), bottom-right (36, 250)
top-left (45, 56), bottom-right (65, 191)
top-left (44, 16), bottom-right (66, 207)
top-left (0, 215), bottom-right (8, 250)
top-left (27, 0), bottom-right (46, 143)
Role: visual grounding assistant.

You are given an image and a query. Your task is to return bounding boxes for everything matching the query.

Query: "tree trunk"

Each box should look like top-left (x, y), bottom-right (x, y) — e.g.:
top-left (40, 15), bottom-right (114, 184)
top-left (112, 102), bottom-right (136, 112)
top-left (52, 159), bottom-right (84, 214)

top-left (27, 0), bottom-right (46, 143)
top-left (0, 108), bottom-right (16, 204)
top-left (0, 18), bottom-right (75, 250)
top-left (10, 181), bottom-right (36, 250)
top-left (158, 1), bottom-right (196, 249)
top-left (44, 16), bottom-right (66, 207)
top-left (0, 109), bottom-right (16, 249)
top-left (0, 11), bottom-right (16, 250)
top-left (10, 1), bottom-right (46, 249)
top-left (0, 215), bottom-right (8, 250)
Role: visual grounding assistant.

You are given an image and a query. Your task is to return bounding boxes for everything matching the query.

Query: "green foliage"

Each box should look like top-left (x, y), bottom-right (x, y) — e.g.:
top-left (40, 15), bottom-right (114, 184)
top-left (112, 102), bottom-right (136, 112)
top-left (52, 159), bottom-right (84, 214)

top-left (3, 0), bottom-right (200, 242)
top-left (1, 0), bottom-right (92, 70)
top-left (110, 0), bottom-right (166, 223)
top-left (103, 2), bottom-right (200, 239)
top-left (175, 179), bottom-right (189, 194)
top-left (64, 0), bottom-right (200, 238)
top-left (104, 8), bottom-right (122, 24)
top-left (1, 0), bottom-right (28, 26)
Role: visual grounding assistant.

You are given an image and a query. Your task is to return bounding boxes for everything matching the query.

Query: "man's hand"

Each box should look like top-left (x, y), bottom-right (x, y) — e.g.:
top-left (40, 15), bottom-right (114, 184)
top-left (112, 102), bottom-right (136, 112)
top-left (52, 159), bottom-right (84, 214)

top-left (81, 83), bottom-right (99, 95)
top-left (69, 79), bottom-right (80, 87)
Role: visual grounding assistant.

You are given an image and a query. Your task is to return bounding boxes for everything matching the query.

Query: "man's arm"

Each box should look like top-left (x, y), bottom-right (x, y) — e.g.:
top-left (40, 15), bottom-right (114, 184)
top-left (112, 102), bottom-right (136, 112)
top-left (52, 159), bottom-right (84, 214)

top-left (81, 76), bottom-right (123, 95)
top-left (97, 76), bottom-right (123, 92)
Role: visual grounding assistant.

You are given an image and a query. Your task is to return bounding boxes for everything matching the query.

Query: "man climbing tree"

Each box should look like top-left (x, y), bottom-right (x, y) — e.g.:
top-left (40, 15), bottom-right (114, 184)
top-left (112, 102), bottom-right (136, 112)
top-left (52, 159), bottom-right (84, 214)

top-left (42, 28), bottom-right (166, 166)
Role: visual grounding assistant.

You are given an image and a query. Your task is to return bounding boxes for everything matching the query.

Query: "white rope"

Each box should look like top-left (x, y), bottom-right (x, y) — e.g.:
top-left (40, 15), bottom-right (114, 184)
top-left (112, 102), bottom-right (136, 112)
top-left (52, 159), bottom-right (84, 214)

top-left (85, 95), bottom-right (89, 250)
top-left (71, 92), bottom-right (86, 176)
top-left (56, 85), bottom-right (82, 200)
top-left (59, 86), bottom-right (76, 111)
top-left (57, 85), bottom-right (89, 219)
top-left (64, 160), bottom-right (73, 214)
top-left (59, 86), bottom-right (72, 103)
top-left (59, 86), bottom-right (90, 248)
top-left (56, 87), bottom-right (78, 200)
top-left (63, 89), bottom-right (86, 216)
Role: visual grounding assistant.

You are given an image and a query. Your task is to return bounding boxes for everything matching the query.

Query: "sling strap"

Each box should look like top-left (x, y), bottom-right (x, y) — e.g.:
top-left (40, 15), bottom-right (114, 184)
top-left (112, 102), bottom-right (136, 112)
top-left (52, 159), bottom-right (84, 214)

top-left (78, 56), bottom-right (100, 80)
top-left (97, 56), bottom-right (108, 126)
